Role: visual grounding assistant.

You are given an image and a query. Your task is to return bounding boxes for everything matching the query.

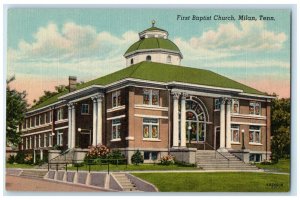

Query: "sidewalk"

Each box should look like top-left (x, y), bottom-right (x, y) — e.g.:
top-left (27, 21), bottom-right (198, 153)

top-left (5, 175), bottom-right (108, 192)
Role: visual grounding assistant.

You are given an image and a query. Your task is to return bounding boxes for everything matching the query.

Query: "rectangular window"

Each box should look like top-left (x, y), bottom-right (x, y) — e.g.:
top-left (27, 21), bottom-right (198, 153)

top-left (57, 131), bottom-right (63, 146)
top-left (35, 116), bottom-right (39, 127)
top-left (50, 111), bottom-right (53, 122)
top-left (81, 104), bottom-right (89, 114)
top-left (231, 99), bottom-right (239, 113)
top-left (34, 135), bottom-right (37, 148)
top-left (144, 151), bottom-right (158, 160)
top-left (112, 91), bottom-right (121, 107)
top-left (57, 108), bottom-right (63, 120)
top-left (22, 121), bottom-right (26, 130)
top-left (143, 118), bottom-right (159, 139)
top-left (214, 99), bottom-right (221, 110)
top-left (231, 125), bottom-right (240, 142)
top-left (44, 134), bottom-right (47, 147)
top-left (249, 102), bottom-right (261, 115)
top-left (249, 154), bottom-right (262, 162)
top-left (143, 89), bottom-right (159, 106)
top-left (29, 136), bottom-right (32, 149)
top-left (112, 119), bottom-right (121, 140)
top-left (26, 138), bottom-right (28, 150)
top-left (49, 133), bottom-right (52, 147)
top-left (39, 115), bottom-right (42, 125)
top-left (249, 126), bottom-right (261, 143)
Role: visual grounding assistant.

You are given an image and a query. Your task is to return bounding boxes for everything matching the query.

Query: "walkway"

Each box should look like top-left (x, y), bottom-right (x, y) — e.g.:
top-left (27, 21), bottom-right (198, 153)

top-left (6, 175), bottom-right (108, 192)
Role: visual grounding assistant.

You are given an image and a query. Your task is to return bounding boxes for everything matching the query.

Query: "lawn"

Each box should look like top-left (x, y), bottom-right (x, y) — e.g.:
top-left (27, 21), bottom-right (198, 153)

top-left (256, 159), bottom-right (290, 173)
top-left (68, 163), bottom-right (197, 171)
top-left (132, 172), bottom-right (290, 192)
top-left (6, 163), bottom-right (35, 169)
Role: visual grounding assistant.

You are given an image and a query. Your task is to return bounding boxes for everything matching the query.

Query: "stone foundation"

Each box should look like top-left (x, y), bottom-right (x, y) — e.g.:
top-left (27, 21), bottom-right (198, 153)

top-left (170, 148), bottom-right (197, 164)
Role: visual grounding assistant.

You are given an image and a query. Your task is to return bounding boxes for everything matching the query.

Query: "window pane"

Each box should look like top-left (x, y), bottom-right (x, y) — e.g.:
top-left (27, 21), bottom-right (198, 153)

top-left (144, 152), bottom-right (150, 160)
top-left (152, 92), bottom-right (159, 105)
top-left (233, 130), bottom-right (239, 142)
top-left (143, 125), bottom-right (150, 138)
top-left (117, 125), bottom-right (121, 138)
top-left (152, 125), bottom-right (158, 138)
top-left (151, 152), bottom-right (158, 160)
top-left (112, 126), bottom-right (116, 139)
top-left (143, 92), bottom-right (150, 105)
top-left (255, 131), bottom-right (260, 143)
top-left (117, 95), bottom-right (121, 106)
top-left (249, 131), bottom-right (254, 142)
top-left (113, 96), bottom-right (117, 107)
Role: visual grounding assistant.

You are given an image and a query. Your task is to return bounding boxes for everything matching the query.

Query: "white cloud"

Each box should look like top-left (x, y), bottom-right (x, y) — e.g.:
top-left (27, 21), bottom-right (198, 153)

top-left (203, 60), bottom-right (290, 69)
top-left (174, 21), bottom-right (287, 61)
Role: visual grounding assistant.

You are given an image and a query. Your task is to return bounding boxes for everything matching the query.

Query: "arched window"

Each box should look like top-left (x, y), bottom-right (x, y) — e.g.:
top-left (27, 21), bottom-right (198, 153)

top-left (146, 55), bottom-right (151, 61)
top-left (167, 55), bottom-right (171, 63)
top-left (130, 58), bottom-right (134, 65)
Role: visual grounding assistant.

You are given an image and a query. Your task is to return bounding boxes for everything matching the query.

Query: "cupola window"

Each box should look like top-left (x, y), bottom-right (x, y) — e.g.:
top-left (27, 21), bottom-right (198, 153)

top-left (167, 55), bottom-right (171, 63)
top-left (130, 58), bottom-right (134, 65)
top-left (146, 55), bottom-right (152, 62)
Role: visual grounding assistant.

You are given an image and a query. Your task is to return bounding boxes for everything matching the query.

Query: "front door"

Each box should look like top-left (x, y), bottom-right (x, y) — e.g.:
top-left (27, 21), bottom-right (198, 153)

top-left (79, 132), bottom-right (91, 148)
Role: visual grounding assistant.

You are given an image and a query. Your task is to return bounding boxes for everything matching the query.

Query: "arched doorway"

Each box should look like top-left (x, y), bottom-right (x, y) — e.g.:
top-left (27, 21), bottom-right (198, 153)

top-left (179, 98), bottom-right (208, 144)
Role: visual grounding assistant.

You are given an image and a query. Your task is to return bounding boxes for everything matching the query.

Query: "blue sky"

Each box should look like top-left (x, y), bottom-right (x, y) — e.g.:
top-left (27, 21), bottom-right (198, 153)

top-left (7, 8), bottom-right (290, 104)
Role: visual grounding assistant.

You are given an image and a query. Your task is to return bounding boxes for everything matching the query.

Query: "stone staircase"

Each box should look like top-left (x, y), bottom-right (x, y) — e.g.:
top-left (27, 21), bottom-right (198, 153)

top-left (196, 150), bottom-right (259, 171)
top-left (113, 173), bottom-right (138, 191)
top-left (48, 149), bottom-right (75, 170)
top-left (20, 170), bottom-right (48, 179)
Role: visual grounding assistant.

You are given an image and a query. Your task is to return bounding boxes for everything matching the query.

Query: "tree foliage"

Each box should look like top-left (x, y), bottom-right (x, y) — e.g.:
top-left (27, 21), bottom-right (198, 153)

top-left (33, 85), bottom-right (68, 105)
top-left (271, 97), bottom-right (290, 162)
top-left (6, 76), bottom-right (28, 146)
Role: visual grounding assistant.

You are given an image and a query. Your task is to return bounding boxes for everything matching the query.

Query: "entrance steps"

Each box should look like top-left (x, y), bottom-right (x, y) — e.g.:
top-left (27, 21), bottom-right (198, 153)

top-left (112, 173), bottom-right (138, 191)
top-left (196, 150), bottom-right (259, 171)
top-left (20, 170), bottom-right (48, 179)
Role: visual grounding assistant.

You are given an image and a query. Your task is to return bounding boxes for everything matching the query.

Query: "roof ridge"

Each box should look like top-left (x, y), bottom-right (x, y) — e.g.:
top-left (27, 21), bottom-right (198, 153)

top-left (128, 61), bottom-right (144, 78)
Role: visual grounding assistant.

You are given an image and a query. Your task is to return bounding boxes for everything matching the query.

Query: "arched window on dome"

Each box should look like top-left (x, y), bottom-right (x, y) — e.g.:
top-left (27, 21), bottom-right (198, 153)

top-left (130, 58), bottom-right (134, 65)
top-left (167, 55), bottom-right (171, 63)
top-left (146, 55), bottom-right (152, 62)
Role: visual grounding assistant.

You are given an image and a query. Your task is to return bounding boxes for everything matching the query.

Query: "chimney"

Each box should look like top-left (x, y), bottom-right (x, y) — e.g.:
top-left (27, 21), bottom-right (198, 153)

top-left (68, 76), bottom-right (77, 92)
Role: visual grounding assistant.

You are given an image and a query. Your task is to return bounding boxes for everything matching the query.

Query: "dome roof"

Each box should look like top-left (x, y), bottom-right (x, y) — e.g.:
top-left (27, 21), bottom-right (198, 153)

top-left (124, 37), bottom-right (182, 57)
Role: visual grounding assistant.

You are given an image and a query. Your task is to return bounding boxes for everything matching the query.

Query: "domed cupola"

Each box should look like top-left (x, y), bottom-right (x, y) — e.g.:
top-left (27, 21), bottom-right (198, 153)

top-left (124, 20), bottom-right (183, 67)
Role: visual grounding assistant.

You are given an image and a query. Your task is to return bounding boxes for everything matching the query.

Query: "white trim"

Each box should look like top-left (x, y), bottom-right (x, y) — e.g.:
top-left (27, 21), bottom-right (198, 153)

top-left (249, 142), bottom-right (263, 146)
top-left (125, 136), bottom-right (135, 141)
top-left (124, 48), bottom-right (183, 58)
top-left (107, 105), bottom-right (126, 113)
top-left (134, 114), bottom-right (168, 119)
top-left (231, 142), bottom-right (241, 145)
top-left (24, 123), bottom-right (52, 131)
top-left (231, 122), bottom-right (266, 126)
top-left (26, 101), bottom-right (64, 114)
top-left (107, 115), bottom-right (126, 121)
top-left (231, 113), bottom-right (266, 120)
top-left (110, 138), bottom-right (122, 142)
top-left (58, 85), bottom-right (104, 99)
top-left (142, 138), bottom-right (162, 142)
top-left (55, 119), bottom-right (69, 124)
top-left (134, 104), bottom-right (168, 111)
top-left (54, 126), bottom-right (69, 131)
top-left (21, 129), bottom-right (52, 137)
top-left (69, 93), bottom-right (102, 103)
top-left (172, 88), bottom-right (231, 98)
top-left (171, 82), bottom-right (243, 93)
top-left (239, 93), bottom-right (275, 99)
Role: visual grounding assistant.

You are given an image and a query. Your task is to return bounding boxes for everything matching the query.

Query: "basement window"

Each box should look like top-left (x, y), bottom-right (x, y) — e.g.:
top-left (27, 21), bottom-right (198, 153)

top-left (144, 151), bottom-right (158, 160)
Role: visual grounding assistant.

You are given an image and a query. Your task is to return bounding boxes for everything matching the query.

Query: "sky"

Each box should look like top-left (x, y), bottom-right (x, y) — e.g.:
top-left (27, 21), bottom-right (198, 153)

top-left (6, 8), bottom-right (291, 105)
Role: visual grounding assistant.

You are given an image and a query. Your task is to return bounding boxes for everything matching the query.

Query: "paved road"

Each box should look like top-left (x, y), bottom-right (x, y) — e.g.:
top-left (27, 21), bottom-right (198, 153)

top-left (6, 175), bottom-right (107, 192)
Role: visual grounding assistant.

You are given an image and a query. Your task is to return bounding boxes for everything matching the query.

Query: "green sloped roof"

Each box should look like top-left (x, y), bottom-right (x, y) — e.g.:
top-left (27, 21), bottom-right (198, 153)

top-left (30, 61), bottom-right (265, 111)
top-left (124, 38), bottom-right (181, 55)
top-left (144, 26), bottom-right (167, 32)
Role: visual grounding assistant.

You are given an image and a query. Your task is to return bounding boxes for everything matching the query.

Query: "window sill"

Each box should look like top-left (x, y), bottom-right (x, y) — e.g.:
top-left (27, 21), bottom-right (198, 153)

top-left (249, 142), bottom-right (263, 146)
top-left (214, 109), bottom-right (220, 112)
top-left (142, 138), bottom-right (161, 142)
top-left (107, 105), bottom-right (126, 113)
top-left (110, 138), bottom-right (121, 142)
top-left (81, 113), bottom-right (90, 115)
top-left (231, 142), bottom-right (241, 145)
top-left (135, 104), bottom-right (168, 111)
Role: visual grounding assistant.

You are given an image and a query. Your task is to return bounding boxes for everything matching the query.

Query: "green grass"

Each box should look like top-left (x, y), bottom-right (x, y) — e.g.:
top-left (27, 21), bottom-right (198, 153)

top-left (132, 172), bottom-right (290, 192)
top-left (68, 163), bottom-right (197, 171)
top-left (6, 163), bottom-right (35, 169)
top-left (256, 159), bottom-right (290, 173)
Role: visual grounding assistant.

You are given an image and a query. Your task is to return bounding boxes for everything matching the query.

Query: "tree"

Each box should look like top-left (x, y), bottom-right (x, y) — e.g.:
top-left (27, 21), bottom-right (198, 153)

top-left (33, 85), bottom-right (68, 106)
top-left (271, 97), bottom-right (290, 162)
top-left (6, 76), bottom-right (28, 146)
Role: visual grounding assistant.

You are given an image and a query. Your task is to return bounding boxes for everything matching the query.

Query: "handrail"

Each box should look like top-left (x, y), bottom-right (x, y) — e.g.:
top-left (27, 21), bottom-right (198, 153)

top-left (204, 142), bottom-right (229, 168)
top-left (50, 148), bottom-right (72, 162)
top-left (48, 158), bottom-right (128, 174)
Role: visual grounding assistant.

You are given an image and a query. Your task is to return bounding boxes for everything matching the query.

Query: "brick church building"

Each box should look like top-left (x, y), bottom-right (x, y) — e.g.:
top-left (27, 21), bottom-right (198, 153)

top-left (19, 22), bottom-right (273, 164)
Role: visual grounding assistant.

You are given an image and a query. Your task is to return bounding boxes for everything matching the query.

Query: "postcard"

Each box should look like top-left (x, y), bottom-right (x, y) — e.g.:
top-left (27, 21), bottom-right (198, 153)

top-left (5, 6), bottom-right (291, 193)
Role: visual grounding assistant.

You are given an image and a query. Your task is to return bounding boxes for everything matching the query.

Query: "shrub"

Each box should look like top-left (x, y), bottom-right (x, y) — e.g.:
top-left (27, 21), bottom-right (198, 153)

top-left (107, 150), bottom-right (126, 164)
top-left (85, 144), bottom-right (110, 161)
top-left (131, 150), bottom-right (144, 165)
top-left (15, 151), bottom-right (25, 164)
top-left (160, 155), bottom-right (175, 165)
top-left (174, 160), bottom-right (196, 167)
top-left (7, 155), bottom-right (15, 164)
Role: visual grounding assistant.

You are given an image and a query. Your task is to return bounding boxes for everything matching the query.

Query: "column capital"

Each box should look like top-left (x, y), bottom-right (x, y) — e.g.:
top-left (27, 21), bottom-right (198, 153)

top-left (181, 92), bottom-right (188, 100)
top-left (171, 92), bottom-right (181, 100)
top-left (91, 93), bottom-right (104, 102)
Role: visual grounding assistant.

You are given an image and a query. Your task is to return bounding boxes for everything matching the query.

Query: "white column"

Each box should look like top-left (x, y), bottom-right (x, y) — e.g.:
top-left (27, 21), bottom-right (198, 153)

top-left (33, 150), bottom-right (36, 163)
top-left (71, 104), bottom-right (76, 148)
top-left (172, 92), bottom-right (180, 147)
top-left (96, 95), bottom-right (103, 145)
top-left (219, 98), bottom-right (226, 149)
top-left (226, 99), bottom-right (232, 149)
top-left (180, 93), bottom-right (187, 147)
top-left (34, 135), bottom-right (37, 149)
top-left (92, 98), bottom-right (97, 146)
top-left (40, 149), bottom-right (43, 160)
top-left (67, 104), bottom-right (72, 149)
